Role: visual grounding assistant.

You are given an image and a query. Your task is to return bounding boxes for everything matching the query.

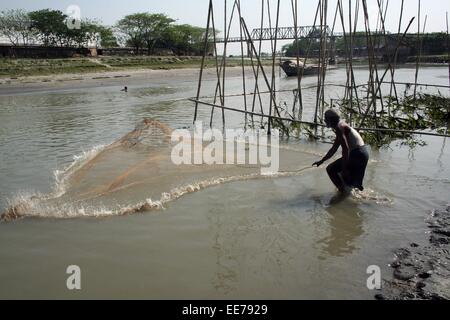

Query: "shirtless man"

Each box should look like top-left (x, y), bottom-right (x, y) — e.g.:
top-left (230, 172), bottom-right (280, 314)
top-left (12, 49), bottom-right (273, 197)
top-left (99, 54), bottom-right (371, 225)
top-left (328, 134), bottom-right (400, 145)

top-left (313, 110), bottom-right (369, 193)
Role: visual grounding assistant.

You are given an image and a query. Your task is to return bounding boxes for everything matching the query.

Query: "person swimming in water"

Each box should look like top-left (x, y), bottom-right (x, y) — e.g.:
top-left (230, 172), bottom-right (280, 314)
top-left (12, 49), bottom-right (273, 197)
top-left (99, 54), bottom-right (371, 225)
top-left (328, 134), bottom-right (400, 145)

top-left (312, 110), bottom-right (369, 193)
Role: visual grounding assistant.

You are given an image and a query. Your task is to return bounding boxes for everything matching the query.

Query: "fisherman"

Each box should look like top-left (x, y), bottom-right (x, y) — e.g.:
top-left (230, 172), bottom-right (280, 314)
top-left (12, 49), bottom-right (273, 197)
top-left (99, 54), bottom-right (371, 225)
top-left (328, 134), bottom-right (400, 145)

top-left (313, 110), bottom-right (369, 193)
top-left (121, 86), bottom-right (128, 92)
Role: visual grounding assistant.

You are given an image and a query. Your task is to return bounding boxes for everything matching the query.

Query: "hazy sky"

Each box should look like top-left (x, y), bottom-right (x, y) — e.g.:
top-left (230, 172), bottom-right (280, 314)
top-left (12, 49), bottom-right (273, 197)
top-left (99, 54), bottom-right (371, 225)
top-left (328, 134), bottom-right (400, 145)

top-left (1, 0), bottom-right (449, 53)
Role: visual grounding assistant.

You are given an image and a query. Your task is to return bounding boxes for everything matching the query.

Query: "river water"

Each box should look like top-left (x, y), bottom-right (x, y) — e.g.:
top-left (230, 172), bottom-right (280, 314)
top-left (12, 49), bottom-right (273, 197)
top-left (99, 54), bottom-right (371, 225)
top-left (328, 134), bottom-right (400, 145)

top-left (0, 65), bottom-right (448, 299)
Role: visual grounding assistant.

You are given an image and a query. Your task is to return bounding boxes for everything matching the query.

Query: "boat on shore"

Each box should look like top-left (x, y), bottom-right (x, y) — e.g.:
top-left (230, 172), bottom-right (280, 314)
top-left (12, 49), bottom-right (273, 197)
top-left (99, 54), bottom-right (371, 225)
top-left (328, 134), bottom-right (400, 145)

top-left (280, 60), bottom-right (321, 77)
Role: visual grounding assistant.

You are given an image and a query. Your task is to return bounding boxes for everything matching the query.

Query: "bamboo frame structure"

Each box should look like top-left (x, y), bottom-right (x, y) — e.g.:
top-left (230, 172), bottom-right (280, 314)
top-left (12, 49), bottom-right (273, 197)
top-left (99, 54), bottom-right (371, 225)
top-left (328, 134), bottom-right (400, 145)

top-left (193, 0), bottom-right (450, 140)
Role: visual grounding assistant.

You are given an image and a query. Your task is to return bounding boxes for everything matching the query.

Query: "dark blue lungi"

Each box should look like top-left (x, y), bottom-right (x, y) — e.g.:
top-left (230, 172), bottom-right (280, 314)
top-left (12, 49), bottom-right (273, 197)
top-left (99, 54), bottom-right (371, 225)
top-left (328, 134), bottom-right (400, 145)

top-left (327, 145), bottom-right (369, 191)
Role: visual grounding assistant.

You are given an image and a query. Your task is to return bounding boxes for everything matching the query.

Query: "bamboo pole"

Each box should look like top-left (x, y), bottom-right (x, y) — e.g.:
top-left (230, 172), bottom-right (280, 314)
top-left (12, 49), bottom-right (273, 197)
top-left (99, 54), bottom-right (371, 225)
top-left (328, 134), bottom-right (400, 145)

top-left (350, 0), bottom-right (361, 113)
top-left (199, 85), bottom-right (338, 101)
top-left (193, 0), bottom-right (213, 123)
top-left (314, 0), bottom-right (327, 126)
top-left (413, 0), bottom-right (421, 101)
top-left (291, 0), bottom-right (303, 120)
top-left (268, 0), bottom-right (281, 135)
top-left (221, 0), bottom-right (228, 127)
top-left (251, 0), bottom-right (265, 121)
top-left (240, 18), bottom-right (284, 122)
top-left (389, 0), bottom-right (405, 114)
top-left (236, 0), bottom-right (248, 127)
top-left (339, 0), bottom-right (362, 114)
top-left (210, 2), bottom-right (224, 128)
top-left (210, 0), bottom-right (238, 127)
top-left (446, 12), bottom-right (449, 93)
top-left (348, 0), bottom-right (353, 108)
top-left (198, 81), bottom-right (450, 101)
top-left (320, 0), bottom-right (328, 116)
top-left (359, 0), bottom-right (383, 131)
top-left (376, 0), bottom-right (398, 114)
top-left (379, 17), bottom-right (416, 87)
top-left (190, 99), bottom-right (450, 138)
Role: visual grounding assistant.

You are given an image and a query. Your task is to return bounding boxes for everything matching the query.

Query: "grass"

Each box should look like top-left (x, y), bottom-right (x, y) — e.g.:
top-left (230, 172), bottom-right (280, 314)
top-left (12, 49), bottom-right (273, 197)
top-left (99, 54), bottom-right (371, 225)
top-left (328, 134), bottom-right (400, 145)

top-left (0, 56), bottom-right (275, 78)
top-left (0, 58), bottom-right (107, 77)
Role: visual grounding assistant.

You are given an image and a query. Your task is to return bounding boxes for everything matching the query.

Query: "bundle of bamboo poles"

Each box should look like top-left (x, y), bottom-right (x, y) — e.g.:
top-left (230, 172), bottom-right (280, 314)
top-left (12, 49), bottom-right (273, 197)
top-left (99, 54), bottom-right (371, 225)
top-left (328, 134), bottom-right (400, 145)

top-left (192, 0), bottom-right (450, 140)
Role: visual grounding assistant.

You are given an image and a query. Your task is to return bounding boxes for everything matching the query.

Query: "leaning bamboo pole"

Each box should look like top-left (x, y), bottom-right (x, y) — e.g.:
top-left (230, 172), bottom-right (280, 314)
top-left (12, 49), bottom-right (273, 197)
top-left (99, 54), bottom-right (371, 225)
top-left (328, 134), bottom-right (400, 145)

top-left (236, 0), bottom-right (248, 127)
top-left (360, 0), bottom-right (383, 132)
top-left (250, 0), bottom-right (266, 123)
top-left (413, 0), bottom-right (421, 101)
top-left (314, 0), bottom-right (328, 126)
top-left (379, 17), bottom-right (416, 88)
top-left (320, 0), bottom-right (328, 118)
top-left (268, 0), bottom-right (281, 134)
top-left (350, 0), bottom-right (361, 113)
top-left (210, 2), bottom-right (225, 128)
top-left (447, 12), bottom-right (450, 93)
top-left (376, 0), bottom-right (399, 114)
top-left (210, 0), bottom-right (238, 127)
top-left (193, 0), bottom-right (213, 124)
top-left (315, 0), bottom-right (325, 126)
top-left (291, 0), bottom-right (303, 120)
top-left (221, 0), bottom-right (229, 127)
top-left (389, 0), bottom-right (405, 114)
top-left (341, 0), bottom-right (362, 115)
top-left (240, 18), bottom-right (285, 121)
top-left (348, 0), bottom-right (354, 110)
top-left (336, 0), bottom-right (349, 101)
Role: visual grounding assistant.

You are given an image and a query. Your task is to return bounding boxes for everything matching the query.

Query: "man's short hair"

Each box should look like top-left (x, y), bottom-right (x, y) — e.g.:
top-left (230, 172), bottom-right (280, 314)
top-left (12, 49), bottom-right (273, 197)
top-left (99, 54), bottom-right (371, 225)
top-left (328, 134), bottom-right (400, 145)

top-left (324, 109), bottom-right (341, 126)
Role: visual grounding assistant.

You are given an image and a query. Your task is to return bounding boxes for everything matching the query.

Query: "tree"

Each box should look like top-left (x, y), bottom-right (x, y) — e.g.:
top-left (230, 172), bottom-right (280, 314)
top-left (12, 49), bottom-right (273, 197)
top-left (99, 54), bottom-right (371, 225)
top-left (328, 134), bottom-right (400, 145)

top-left (28, 9), bottom-right (67, 46)
top-left (0, 9), bottom-right (34, 45)
top-left (167, 24), bottom-right (207, 55)
top-left (95, 25), bottom-right (118, 48)
top-left (116, 13), bottom-right (146, 53)
top-left (117, 13), bottom-right (175, 54)
top-left (282, 39), bottom-right (321, 57)
top-left (67, 20), bottom-right (116, 48)
top-left (28, 10), bottom-right (112, 48)
top-left (142, 13), bottom-right (175, 54)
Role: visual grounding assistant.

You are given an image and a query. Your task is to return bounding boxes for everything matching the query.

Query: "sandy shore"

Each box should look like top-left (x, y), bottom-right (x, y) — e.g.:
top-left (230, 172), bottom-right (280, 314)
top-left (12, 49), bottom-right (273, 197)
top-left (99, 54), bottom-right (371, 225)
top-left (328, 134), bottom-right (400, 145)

top-left (0, 66), bottom-right (254, 95)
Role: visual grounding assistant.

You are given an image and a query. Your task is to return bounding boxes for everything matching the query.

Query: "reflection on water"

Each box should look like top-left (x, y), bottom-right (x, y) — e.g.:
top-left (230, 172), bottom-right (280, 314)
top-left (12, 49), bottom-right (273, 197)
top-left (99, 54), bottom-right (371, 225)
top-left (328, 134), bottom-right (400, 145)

top-left (316, 195), bottom-right (365, 259)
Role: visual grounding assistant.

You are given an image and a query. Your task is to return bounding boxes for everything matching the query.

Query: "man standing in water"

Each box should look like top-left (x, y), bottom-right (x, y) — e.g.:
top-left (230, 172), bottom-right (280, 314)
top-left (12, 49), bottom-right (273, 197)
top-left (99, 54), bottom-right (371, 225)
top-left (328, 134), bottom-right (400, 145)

top-left (313, 110), bottom-right (369, 193)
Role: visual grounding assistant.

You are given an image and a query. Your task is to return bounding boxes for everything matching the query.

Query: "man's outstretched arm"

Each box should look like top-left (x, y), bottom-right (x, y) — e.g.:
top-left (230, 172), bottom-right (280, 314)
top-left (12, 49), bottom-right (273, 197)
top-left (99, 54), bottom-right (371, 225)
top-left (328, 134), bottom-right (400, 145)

top-left (313, 138), bottom-right (340, 167)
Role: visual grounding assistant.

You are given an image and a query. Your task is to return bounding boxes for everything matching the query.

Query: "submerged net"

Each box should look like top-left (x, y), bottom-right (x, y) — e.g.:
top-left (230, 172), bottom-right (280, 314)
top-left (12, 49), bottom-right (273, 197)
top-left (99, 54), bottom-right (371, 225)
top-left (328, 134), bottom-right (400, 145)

top-left (2, 118), bottom-right (394, 222)
top-left (2, 119), bottom-right (315, 222)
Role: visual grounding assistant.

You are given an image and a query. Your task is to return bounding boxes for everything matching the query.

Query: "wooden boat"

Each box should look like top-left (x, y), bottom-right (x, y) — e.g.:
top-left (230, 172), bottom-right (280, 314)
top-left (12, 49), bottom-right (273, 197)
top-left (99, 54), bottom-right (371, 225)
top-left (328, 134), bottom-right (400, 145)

top-left (280, 60), bottom-right (321, 77)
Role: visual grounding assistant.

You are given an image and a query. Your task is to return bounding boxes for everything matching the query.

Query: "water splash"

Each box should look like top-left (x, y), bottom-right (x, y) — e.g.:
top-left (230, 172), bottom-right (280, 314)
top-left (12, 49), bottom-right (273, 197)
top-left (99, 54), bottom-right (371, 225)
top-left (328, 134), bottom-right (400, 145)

top-left (53, 144), bottom-right (106, 198)
top-left (351, 188), bottom-right (393, 205)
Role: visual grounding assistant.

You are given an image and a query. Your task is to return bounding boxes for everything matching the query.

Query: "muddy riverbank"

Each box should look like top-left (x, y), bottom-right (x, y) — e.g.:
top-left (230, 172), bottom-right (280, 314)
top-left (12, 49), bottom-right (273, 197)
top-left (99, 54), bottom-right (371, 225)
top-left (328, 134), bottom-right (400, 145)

top-left (377, 206), bottom-right (450, 300)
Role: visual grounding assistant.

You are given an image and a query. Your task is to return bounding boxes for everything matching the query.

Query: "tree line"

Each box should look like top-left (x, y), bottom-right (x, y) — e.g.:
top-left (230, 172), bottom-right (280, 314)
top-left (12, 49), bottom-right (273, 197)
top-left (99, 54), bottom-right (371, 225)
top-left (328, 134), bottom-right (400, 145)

top-left (0, 9), bottom-right (213, 55)
top-left (282, 31), bottom-right (450, 57)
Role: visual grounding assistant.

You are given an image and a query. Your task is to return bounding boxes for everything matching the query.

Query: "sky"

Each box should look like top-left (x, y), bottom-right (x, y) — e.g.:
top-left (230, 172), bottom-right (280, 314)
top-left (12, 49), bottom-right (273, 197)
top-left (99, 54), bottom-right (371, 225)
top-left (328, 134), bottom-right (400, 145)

top-left (1, 0), bottom-right (449, 53)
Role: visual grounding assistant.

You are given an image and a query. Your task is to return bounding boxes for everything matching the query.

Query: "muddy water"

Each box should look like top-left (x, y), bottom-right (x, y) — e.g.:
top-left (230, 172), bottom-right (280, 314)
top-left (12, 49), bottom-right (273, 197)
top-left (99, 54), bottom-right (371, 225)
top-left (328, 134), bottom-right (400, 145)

top-left (0, 66), bottom-right (449, 299)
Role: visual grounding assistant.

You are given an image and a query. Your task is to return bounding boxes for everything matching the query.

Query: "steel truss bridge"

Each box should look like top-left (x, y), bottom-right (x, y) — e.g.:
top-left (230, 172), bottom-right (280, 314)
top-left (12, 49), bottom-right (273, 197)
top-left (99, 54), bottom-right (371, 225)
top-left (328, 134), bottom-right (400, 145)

top-left (215, 25), bottom-right (338, 43)
top-left (214, 25), bottom-right (412, 44)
